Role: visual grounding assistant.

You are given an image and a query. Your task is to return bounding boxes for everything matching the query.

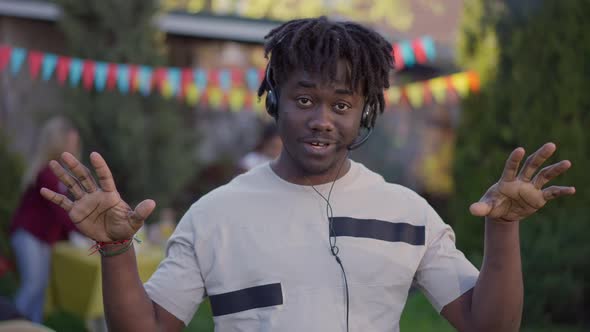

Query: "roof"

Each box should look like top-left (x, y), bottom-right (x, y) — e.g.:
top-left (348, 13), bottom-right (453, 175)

top-left (0, 0), bottom-right (280, 43)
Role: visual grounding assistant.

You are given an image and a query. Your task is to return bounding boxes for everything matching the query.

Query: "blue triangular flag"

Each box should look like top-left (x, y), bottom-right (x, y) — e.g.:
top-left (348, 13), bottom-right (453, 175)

top-left (400, 41), bottom-right (415, 67)
top-left (117, 64), bottom-right (129, 94)
top-left (219, 69), bottom-right (231, 91)
top-left (246, 68), bottom-right (259, 91)
top-left (94, 62), bottom-right (108, 91)
top-left (69, 58), bottom-right (83, 87)
top-left (139, 66), bottom-right (153, 96)
top-left (194, 69), bottom-right (207, 90)
top-left (421, 36), bottom-right (436, 61)
top-left (10, 48), bottom-right (27, 75)
top-left (168, 67), bottom-right (181, 96)
top-left (41, 54), bottom-right (58, 81)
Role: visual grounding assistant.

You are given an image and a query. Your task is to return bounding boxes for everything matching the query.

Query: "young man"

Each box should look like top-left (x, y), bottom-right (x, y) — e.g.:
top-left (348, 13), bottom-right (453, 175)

top-left (41, 17), bottom-right (575, 332)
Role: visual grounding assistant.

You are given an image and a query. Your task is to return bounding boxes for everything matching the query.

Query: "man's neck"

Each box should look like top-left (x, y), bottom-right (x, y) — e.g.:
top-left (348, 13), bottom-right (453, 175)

top-left (270, 158), bottom-right (351, 186)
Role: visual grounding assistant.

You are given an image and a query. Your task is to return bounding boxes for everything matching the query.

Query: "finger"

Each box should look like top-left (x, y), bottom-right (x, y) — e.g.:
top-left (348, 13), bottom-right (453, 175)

top-left (90, 152), bottom-right (117, 192)
top-left (40, 187), bottom-right (74, 212)
top-left (469, 201), bottom-right (493, 217)
top-left (518, 142), bottom-right (556, 182)
top-left (542, 186), bottom-right (576, 201)
top-left (61, 152), bottom-right (98, 193)
top-left (48, 160), bottom-right (85, 199)
top-left (128, 199), bottom-right (156, 230)
top-left (500, 147), bottom-right (525, 182)
top-left (532, 160), bottom-right (572, 189)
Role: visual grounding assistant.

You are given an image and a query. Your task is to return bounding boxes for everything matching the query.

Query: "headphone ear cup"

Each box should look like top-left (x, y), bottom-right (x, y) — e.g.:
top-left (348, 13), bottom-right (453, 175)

top-left (265, 90), bottom-right (278, 118)
top-left (361, 105), bottom-right (371, 128)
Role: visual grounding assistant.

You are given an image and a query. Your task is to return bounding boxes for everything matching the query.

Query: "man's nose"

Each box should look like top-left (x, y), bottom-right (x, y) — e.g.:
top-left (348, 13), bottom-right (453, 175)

top-left (308, 104), bottom-right (334, 132)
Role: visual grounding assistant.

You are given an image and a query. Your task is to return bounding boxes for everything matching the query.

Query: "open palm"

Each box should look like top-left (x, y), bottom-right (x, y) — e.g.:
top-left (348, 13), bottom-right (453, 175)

top-left (40, 152), bottom-right (155, 242)
top-left (470, 143), bottom-right (575, 222)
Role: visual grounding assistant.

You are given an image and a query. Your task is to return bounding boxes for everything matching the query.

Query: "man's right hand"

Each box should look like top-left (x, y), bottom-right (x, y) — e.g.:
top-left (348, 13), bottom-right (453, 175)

top-left (41, 152), bottom-right (155, 242)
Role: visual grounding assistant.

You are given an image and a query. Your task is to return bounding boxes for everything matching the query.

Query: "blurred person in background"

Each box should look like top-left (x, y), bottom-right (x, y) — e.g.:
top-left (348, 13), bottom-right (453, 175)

top-left (237, 122), bottom-right (282, 173)
top-left (8, 116), bottom-right (81, 323)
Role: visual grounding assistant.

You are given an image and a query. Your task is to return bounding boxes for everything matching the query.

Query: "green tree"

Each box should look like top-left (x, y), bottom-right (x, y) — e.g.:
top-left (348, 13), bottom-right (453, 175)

top-left (0, 131), bottom-right (24, 258)
top-left (56, 0), bottom-right (198, 213)
top-left (453, 0), bottom-right (589, 326)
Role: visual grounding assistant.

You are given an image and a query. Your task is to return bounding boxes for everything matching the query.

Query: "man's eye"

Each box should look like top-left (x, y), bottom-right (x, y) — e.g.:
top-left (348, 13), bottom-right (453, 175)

top-left (297, 98), bottom-right (312, 107)
top-left (334, 103), bottom-right (351, 112)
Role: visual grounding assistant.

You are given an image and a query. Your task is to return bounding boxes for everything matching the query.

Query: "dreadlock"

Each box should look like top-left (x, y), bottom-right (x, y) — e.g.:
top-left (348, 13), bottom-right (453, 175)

top-left (257, 16), bottom-right (394, 127)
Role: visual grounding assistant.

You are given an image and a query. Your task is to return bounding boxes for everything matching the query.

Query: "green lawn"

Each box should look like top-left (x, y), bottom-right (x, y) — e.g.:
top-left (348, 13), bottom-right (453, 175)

top-left (3, 273), bottom-right (584, 332)
top-left (184, 293), bottom-right (587, 332)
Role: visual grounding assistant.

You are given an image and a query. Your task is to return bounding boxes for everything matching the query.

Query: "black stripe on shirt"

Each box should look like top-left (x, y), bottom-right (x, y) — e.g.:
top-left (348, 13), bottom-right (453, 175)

top-left (329, 217), bottom-right (425, 245)
top-left (209, 283), bottom-right (283, 317)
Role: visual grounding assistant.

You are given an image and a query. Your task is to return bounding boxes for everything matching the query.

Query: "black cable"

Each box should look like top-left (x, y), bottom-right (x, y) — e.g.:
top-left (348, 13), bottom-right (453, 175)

top-left (308, 152), bottom-right (351, 332)
top-left (279, 135), bottom-right (352, 331)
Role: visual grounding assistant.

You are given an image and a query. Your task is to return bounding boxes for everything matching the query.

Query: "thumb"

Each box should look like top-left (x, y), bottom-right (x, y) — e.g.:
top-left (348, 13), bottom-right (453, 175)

top-left (469, 201), bottom-right (493, 217)
top-left (128, 199), bottom-right (156, 230)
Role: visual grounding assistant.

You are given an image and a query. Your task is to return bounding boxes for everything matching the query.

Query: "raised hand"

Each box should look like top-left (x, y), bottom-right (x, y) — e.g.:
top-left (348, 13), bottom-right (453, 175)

top-left (469, 143), bottom-right (575, 222)
top-left (40, 152), bottom-right (155, 242)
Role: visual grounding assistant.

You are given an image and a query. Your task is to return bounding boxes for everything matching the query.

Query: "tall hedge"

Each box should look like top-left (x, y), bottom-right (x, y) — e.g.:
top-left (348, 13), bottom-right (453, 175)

top-left (452, 0), bottom-right (589, 325)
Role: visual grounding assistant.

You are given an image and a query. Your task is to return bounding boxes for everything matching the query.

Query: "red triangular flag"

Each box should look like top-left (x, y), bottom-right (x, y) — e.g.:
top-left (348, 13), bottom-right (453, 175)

top-left (259, 68), bottom-right (266, 84)
top-left (56, 56), bottom-right (71, 85)
top-left (82, 60), bottom-right (96, 90)
top-left (412, 39), bottom-right (428, 64)
top-left (393, 44), bottom-right (405, 70)
top-left (28, 51), bottom-right (44, 79)
top-left (208, 69), bottom-right (219, 88)
top-left (106, 63), bottom-right (118, 90)
top-left (152, 68), bottom-right (166, 93)
top-left (231, 68), bottom-right (244, 87)
top-left (0, 46), bottom-right (11, 71)
top-left (180, 68), bottom-right (193, 98)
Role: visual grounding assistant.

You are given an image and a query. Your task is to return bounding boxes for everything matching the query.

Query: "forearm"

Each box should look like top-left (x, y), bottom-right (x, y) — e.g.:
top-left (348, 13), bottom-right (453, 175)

top-left (471, 219), bottom-right (523, 332)
top-left (101, 245), bottom-right (159, 332)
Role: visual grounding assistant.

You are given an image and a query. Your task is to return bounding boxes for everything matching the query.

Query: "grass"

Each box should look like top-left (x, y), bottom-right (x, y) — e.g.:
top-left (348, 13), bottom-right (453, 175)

top-left (1, 273), bottom-right (585, 332)
top-left (184, 293), bottom-right (587, 332)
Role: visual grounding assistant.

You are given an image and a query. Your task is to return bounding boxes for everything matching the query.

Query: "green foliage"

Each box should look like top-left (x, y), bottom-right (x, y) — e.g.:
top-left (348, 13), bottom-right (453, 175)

top-left (55, 0), bottom-right (199, 213)
top-left (44, 310), bottom-right (87, 332)
top-left (0, 132), bottom-right (24, 258)
top-left (453, 0), bottom-right (590, 325)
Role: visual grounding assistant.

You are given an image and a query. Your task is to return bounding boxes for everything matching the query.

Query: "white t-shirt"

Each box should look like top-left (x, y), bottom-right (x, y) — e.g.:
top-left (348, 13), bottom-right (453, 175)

top-left (145, 160), bottom-right (479, 331)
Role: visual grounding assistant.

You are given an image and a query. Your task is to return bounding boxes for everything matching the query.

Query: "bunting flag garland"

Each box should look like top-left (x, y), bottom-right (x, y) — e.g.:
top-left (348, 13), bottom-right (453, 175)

top-left (0, 41), bottom-right (478, 111)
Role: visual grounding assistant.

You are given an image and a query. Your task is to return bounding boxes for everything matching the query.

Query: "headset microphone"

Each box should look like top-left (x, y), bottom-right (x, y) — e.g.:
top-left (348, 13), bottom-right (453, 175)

top-left (347, 127), bottom-right (373, 150)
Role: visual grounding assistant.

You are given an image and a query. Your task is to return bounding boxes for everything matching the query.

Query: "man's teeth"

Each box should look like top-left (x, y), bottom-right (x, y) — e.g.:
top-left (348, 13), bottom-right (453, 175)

top-left (311, 142), bottom-right (328, 147)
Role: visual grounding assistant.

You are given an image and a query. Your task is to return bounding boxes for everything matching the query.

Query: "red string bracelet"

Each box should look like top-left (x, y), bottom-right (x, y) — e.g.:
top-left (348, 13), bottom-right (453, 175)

top-left (88, 237), bottom-right (141, 256)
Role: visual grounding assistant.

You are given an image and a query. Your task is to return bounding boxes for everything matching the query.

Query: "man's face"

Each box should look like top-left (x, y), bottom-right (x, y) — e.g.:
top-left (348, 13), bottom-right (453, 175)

top-left (273, 62), bottom-right (365, 184)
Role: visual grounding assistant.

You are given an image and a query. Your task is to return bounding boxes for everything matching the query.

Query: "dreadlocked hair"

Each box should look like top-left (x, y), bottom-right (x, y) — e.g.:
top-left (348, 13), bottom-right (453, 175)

top-left (257, 16), bottom-right (394, 127)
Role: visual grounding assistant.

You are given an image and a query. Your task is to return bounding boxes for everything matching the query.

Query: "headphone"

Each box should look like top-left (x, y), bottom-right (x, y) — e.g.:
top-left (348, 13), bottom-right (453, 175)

top-left (264, 64), bottom-right (374, 150)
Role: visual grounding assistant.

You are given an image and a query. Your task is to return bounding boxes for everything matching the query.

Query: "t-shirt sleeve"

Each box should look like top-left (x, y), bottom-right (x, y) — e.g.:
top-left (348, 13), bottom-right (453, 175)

top-left (414, 201), bottom-right (479, 313)
top-left (144, 208), bottom-right (206, 326)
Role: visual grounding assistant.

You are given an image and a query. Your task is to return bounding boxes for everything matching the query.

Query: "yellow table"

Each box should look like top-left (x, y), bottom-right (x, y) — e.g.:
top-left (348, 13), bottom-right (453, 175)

top-left (46, 242), bottom-right (164, 320)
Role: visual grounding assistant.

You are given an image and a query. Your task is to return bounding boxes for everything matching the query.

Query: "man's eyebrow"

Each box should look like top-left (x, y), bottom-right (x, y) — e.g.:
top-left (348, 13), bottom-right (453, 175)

top-left (296, 81), bottom-right (353, 95)
top-left (334, 88), bottom-right (353, 95)
top-left (296, 80), bottom-right (316, 88)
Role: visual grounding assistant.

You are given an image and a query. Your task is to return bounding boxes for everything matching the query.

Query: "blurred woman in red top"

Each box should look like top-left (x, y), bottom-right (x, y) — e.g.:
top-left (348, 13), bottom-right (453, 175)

top-left (9, 116), bottom-right (81, 323)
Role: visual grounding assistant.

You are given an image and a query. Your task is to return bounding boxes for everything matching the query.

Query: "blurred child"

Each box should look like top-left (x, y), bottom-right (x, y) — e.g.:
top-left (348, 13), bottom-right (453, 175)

top-left (237, 122), bottom-right (282, 173)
